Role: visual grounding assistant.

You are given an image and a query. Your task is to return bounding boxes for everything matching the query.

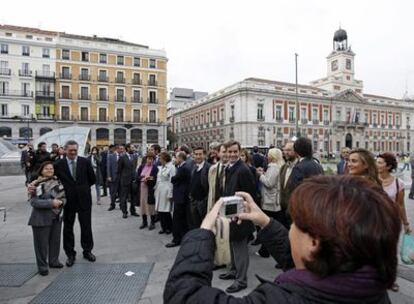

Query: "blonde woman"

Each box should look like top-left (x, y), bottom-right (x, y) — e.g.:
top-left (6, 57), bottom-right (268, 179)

top-left (256, 148), bottom-right (284, 258)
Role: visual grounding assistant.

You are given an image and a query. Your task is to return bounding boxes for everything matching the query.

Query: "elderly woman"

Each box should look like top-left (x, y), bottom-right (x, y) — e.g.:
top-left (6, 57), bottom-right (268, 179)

top-left (164, 175), bottom-right (400, 303)
top-left (28, 161), bottom-right (66, 275)
top-left (155, 151), bottom-right (176, 234)
top-left (256, 147), bottom-right (284, 258)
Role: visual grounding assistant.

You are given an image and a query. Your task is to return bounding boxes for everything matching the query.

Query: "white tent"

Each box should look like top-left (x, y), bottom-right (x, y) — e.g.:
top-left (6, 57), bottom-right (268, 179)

top-left (32, 126), bottom-right (91, 156)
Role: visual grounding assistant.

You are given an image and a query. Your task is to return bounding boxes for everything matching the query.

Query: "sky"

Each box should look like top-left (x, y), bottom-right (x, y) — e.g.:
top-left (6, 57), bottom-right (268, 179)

top-left (2, 0), bottom-right (413, 99)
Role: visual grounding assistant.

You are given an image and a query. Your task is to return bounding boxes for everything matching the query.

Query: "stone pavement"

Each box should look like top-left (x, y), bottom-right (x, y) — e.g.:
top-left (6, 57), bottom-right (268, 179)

top-left (0, 173), bottom-right (414, 303)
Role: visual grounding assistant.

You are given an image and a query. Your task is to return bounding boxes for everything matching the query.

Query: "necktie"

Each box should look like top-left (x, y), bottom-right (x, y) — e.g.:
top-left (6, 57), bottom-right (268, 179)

top-left (71, 160), bottom-right (76, 181)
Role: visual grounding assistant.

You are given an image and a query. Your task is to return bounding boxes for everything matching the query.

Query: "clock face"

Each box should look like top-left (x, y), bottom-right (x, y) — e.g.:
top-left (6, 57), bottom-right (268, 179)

top-left (331, 60), bottom-right (338, 71)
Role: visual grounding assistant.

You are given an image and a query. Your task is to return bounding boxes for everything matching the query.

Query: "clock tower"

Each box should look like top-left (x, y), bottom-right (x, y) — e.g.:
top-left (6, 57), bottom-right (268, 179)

top-left (310, 28), bottom-right (363, 93)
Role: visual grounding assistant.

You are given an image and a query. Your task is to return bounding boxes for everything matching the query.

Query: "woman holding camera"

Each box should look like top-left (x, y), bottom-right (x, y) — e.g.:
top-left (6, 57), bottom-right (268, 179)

top-left (164, 175), bottom-right (400, 303)
top-left (28, 161), bottom-right (66, 275)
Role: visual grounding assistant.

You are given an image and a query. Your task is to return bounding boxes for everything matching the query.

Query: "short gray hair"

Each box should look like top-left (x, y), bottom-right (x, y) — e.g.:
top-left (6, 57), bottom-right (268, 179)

top-left (176, 151), bottom-right (187, 161)
top-left (64, 140), bottom-right (79, 149)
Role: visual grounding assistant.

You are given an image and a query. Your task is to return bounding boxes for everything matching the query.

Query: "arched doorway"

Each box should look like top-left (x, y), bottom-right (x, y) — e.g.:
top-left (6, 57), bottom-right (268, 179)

top-left (147, 129), bottom-right (158, 144)
top-left (114, 128), bottom-right (126, 145)
top-left (96, 128), bottom-right (109, 146)
top-left (131, 128), bottom-right (142, 144)
top-left (345, 133), bottom-right (353, 149)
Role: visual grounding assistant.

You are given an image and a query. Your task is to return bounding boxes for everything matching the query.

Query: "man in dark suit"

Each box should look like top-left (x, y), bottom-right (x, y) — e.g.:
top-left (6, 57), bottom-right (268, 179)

top-left (337, 147), bottom-right (351, 175)
top-left (219, 140), bottom-right (256, 293)
top-left (287, 137), bottom-right (324, 202)
top-left (54, 140), bottom-right (96, 267)
top-left (117, 144), bottom-right (139, 218)
top-left (189, 147), bottom-right (211, 230)
top-left (107, 145), bottom-right (120, 211)
top-left (100, 145), bottom-right (110, 197)
top-left (166, 151), bottom-right (191, 248)
top-left (251, 146), bottom-right (266, 169)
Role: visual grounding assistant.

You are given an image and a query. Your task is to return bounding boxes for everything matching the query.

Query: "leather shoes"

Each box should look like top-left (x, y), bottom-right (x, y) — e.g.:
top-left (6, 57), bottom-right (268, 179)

top-left (213, 264), bottom-right (226, 271)
top-left (39, 270), bottom-right (49, 276)
top-left (107, 206), bottom-right (115, 211)
top-left (225, 282), bottom-right (247, 293)
top-left (49, 262), bottom-right (64, 268)
top-left (66, 256), bottom-right (76, 267)
top-left (122, 213), bottom-right (128, 219)
top-left (165, 242), bottom-right (180, 248)
top-left (130, 212), bottom-right (140, 217)
top-left (219, 272), bottom-right (236, 280)
top-left (83, 252), bottom-right (96, 262)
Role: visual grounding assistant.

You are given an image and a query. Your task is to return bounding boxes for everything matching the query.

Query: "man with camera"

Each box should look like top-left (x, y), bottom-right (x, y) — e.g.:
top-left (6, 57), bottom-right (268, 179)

top-left (219, 140), bottom-right (256, 293)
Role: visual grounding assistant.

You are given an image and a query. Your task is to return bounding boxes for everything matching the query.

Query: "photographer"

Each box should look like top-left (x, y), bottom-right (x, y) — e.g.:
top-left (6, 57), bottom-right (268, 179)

top-left (164, 175), bottom-right (400, 303)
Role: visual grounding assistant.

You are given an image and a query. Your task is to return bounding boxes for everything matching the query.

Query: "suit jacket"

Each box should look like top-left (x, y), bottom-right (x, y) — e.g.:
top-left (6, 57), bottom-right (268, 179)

top-left (171, 162), bottom-right (191, 204)
top-left (223, 159), bottom-right (256, 241)
top-left (117, 154), bottom-right (134, 187)
top-left (54, 157), bottom-right (96, 211)
top-left (287, 157), bottom-right (324, 197)
top-left (190, 162), bottom-right (211, 200)
top-left (136, 164), bottom-right (158, 205)
top-left (100, 151), bottom-right (108, 179)
top-left (337, 159), bottom-right (347, 175)
top-left (107, 153), bottom-right (119, 180)
top-left (279, 162), bottom-right (293, 211)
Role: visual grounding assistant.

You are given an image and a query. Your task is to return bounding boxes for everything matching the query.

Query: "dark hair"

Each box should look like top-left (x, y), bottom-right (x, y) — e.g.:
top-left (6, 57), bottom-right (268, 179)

top-left (145, 151), bottom-right (156, 160)
top-left (225, 140), bottom-right (241, 151)
top-left (349, 148), bottom-right (381, 186)
top-left (253, 146), bottom-right (259, 153)
top-left (289, 175), bottom-right (400, 288)
top-left (51, 143), bottom-right (58, 148)
top-left (378, 153), bottom-right (398, 172)
top-left (217, 143), bottom-right (227, 152)
top-left (160, 151), bottom-right (172, 163)
top-left (293, 137), bottom-right (313, 158)
top-left (109, 144), bottom-right (115, 149)
top-left (37, 161), bottom-right (55, 177)
top-left (179, 144), bottom-right (191, 155)
top-left (193, 146), bottom-right (206, 154)
top-left (240, 148), bottom-right (252, 165)
top-left (176, 151), bottom-right (187, 161)
top-left (38, 142), bottom-right (46, 148)
top-left (151, 144), bottom-right (161, 154)
top-left (64, 140), bottom-right (78, 149)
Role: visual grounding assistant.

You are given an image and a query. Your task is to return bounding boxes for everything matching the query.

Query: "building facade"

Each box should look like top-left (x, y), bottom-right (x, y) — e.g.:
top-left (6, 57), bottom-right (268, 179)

top-left (167, 87), bottom-right (208, 123)
top-left (173, 29), bottom-right (414, 154)
top-left (0, 25), bottom-right (168, 150)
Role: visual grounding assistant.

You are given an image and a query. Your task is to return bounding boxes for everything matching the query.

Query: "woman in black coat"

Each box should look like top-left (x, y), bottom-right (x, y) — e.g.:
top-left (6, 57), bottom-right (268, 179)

top-left (164, 175), bottom-right (400, 303)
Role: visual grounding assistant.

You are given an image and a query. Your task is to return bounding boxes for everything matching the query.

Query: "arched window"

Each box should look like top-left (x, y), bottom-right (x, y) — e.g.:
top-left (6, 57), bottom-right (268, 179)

top-left (96, 128), bottom-right (109, 141)
top-left (0, 127), bottom-right (12, 138)
top-left (147, 129), bottom-right (158, 144)
top-left (19, 127), bottom-right (32, 138)
top-left (114, 128), bottom-right (126, 145)
top-left (131, 129), bottom-right (142, 144)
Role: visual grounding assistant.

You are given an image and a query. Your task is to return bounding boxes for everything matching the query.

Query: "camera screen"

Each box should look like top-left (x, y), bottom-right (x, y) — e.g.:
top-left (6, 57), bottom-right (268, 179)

top-left (225, 203), bottom-right (238, 215)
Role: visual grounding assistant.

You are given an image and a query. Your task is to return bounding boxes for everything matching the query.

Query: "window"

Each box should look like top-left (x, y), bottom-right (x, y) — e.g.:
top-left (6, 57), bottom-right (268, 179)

top-left (98, 70), bottom-right (107, 81)
top-left (22, 105), bottom-right (30, 116)
top-left (22, 83), bottom-right (30, 96)
top-left (133, 90), bottom-right (141, 102)
top-left (81, 51), bottom-right (89, 62)
top-left (99, 88), bottom-right (107, 100)
top-left (80, 107), bottom-right (88, 121)
top-left (388, 114), bottom-right (392, 125)
top-left (42, 106), bottom-right (50, 117)
top-left (1, 104), bottom-right (8, 116)
top-left (275, 105), bottom-right (282, 120)
top-left (336, 110), bottom-right (341, 121)
top-left (134, 57), bottom-right (140, 67)
top-left (80, 87), bottom-right (89, 100)
top-left (42, 64), bottom-right (50, 76)
top-left (373, 113), bottom-right (378, 124)
top-left (323, 109), bottom-right (329, 121)
top-left (21, 62), bottom-right (30, 76)
top-left (62, 49), bottom-right (70, 60)
top-left (0, 61), bottom-right (9, 75)
top-left (99, 53), bottom-right (107, 64)
top-left (42, 48), bottom-right (50, 58)
top-left (149, 74), bottom-right (156, 86)
top-left (116, 89), bottom-right (124, 102)
top-left (116, 109), bottom-right (124, 121)
top-left (149, 59), bottom-right (156, 68)
top-left (62, 66), bottom-right (70, 79)
top-left (61, 106), bottom-right (70, 120)
top-left (116, 71), bottom-right (124, 82)
top-left (80, 68), bottom-right (89, 80)
top-left (331, 60), bottom-right (338, 71)
top-left (0, 81), bottom-right (9, 94)
top-left (346, 59), bottom-right (352, 70)
top-left (396, 115), bottom-right (400, 126)
top-left (133, 73), bottom-right (141, 84)
top-left (61, 86), bottom-right (70, 99)
top-left (380, 114), bottom-right (385, 125)
top-left (26, 35), bottom-right (33, 39)
top-left (0, 44), bottom-right (8, 54)
top-left (22, 46), bottom-right (30, 56)
top-left (312, 108), bottom-right (318, 120)
top-left (133, 109), bottom-right (141, 122)
top-left (99, 108), bottom-right (107, 122)
top-left (149, 91), bottom-right (157, 103)
top-left (300, 108), bottom-right (307, 120)
top-left (5, 33), bottom-right (12, 37)
top-left (230, 105), bottom-right (235, 119)
top-left (257, 104), bottom-right (264, 120)
top-left (117, 55), bottom-right (124, 65)
top-left (149, 110), bottom-right (156, 123)
top-left (288, 107), bottom-right (295, 121)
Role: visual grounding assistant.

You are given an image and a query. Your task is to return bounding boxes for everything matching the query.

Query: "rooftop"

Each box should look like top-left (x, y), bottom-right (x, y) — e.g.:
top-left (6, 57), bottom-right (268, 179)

top-left (0, 24), bottom-right (58, 36)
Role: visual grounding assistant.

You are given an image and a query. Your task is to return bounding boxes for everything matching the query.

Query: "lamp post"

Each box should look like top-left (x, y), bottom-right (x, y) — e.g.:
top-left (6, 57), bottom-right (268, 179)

top-left (295, 53), bottom-right (300, 139)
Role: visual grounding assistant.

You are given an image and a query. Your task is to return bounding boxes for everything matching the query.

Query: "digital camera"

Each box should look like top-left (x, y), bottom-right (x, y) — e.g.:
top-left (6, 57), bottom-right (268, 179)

top-left (219, 196), bottom-right (244, 218)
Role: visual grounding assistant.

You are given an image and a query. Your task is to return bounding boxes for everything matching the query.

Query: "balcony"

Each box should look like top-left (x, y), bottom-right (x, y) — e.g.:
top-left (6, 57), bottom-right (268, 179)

top-left (312, 119), bottom-right (319, 125)
top-left (275, 117), bottom-right (283, 123)
top-left (333, 120), bottom-right (346, 128)
top-left (148, 99), bottom-right (158, 104)
top-left (0, 90), bottom-right (33, 97)
top-left (148, 80), bottom-right (158, 86)
top-left (131, 97), bottom-right (143, 103)
top-left (36, 91), bottom-right (55, 98)
top-left (0, 68), bottom-right (11, 76)
top-left (78, 94), bottom-right (91, 100)
top-left (323, 120), bottom-right (330, 125)
top-left (289, 118), bottom-right (296, 123)
top-left (35, 71), bottom-right (55, 79)
top-left (115, 96), bottom-right (126, 102)
top-left (115, 77), bottom-right (125, 84)
top-left (132, 78), bottom-right (142, 85)
top-left (97, 95), bottom-right (109, 101)
top-left (59, 93), bottom-right (72, 99)
top-left (79, 74), bottom-right (91, 81)
top-left (276, 132), bottom-right (283, 138)
top-left (18, 70), bottom-right (32, 77)
top-left (36, 114), bottom-right (55, 120)
top-left (97, 76), bottom-right (109, 82)
top-left (229, 117), bottom-right (235, 123)
top-left (300, 118), bottom-right (308, 124)
top-left (60, 73), bottom-right (72, 80)
top-left (388, 124), bottom-right (393, 129)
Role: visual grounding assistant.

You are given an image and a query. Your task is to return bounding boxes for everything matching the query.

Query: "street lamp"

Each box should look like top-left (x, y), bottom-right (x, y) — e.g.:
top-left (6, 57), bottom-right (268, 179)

top-left (295, 53), bottom-right (300, 139)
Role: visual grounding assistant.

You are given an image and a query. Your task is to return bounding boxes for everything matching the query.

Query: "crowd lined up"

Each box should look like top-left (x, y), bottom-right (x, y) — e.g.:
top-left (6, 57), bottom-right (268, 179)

top-left (24, 138), bottom-right (413, 303)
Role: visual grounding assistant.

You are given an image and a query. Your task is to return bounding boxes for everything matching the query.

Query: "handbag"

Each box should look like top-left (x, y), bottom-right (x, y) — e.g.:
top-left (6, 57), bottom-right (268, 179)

top-left (400, 233), bottom-right (414, 264)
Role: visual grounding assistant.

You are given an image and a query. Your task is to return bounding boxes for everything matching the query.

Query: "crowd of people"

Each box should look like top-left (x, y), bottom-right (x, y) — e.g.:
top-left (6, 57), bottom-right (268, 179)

top-left (24, 137), bottom-right (413, 302)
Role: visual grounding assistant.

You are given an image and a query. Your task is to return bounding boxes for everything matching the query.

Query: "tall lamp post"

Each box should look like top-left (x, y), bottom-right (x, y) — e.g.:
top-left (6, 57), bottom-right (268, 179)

top-left (295, 53), bottom-right (300, 139)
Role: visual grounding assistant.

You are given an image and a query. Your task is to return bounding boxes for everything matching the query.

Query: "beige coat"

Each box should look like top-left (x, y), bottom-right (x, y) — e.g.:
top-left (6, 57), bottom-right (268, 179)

top-left (155, 162), bottom-right (176, 212)
top-left (260, 163), bottom-right (282, 212)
